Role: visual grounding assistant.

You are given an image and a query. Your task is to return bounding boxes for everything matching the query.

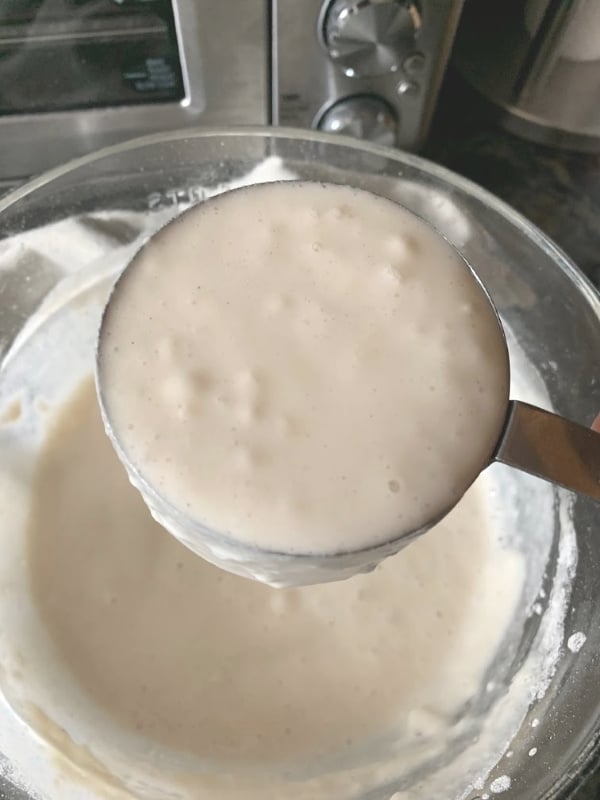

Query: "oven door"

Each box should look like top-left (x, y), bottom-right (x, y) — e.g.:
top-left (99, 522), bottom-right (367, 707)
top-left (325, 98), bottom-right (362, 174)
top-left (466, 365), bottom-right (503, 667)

top-left (0, 0), bottom-right (269, 190)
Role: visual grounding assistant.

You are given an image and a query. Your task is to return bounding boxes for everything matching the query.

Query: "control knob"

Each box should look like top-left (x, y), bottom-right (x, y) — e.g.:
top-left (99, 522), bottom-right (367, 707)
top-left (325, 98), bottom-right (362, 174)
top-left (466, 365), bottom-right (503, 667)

top-left (322, 0), bottom-right (422, 78)
top-left (318, 96), bottom-right (397, 146)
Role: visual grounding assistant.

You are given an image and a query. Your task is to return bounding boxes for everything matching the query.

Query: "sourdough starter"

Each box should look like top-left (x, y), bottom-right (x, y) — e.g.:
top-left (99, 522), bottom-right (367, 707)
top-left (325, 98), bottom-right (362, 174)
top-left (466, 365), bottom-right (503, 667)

top-left (0, 162), bottom-right (573, 799)
top-left (99, 182), bottom-right (509, 560)
top-left (26, 377), bottom-right (523, 789)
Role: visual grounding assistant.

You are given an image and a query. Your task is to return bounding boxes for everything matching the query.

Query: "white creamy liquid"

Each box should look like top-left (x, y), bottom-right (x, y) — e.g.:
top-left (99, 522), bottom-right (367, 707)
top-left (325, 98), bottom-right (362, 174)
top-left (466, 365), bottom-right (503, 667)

top-left (99, 182), bottom-right (509, 559)
top-left (0, 189), bottom-right (574, 800)
top-left (24, 376), bottom-right (524, 794)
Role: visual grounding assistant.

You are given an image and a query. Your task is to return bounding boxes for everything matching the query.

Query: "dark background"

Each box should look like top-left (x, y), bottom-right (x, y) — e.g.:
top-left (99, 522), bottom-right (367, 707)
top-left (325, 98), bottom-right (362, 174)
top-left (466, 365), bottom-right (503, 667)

top-left (425, 70), bottom-right (600, 291)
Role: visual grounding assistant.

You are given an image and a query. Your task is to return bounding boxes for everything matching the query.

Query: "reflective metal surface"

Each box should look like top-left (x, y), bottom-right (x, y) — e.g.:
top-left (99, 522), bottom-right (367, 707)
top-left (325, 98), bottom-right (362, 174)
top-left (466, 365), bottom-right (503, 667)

top-left (322, 0), bottom-right (421, 77)
top-left (0, 0), bottom-right (464, 186)
top-left (317, 94), bottom-right (398, 145)
top-left (0, 0), bottom-right (268, 182)
top-left (453, 0), bottom-right (600, 152)
top-left (273, 0), bottom-right (463, 149)
top-left (497, 400), bottom-right (600, 501)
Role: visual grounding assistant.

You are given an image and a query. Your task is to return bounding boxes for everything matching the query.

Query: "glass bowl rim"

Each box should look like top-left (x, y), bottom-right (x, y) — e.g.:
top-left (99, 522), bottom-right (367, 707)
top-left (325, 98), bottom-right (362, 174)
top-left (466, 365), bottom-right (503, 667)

top-left (0, 124), bottom-right (597, 313)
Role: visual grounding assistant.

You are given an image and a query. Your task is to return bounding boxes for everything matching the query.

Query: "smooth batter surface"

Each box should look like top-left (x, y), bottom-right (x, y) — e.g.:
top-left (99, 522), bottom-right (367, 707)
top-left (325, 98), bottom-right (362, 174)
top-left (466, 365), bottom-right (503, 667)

top-left (99, 182), bottom-right (509, 557)
top-left (27, 378), bottom-right (523, 773)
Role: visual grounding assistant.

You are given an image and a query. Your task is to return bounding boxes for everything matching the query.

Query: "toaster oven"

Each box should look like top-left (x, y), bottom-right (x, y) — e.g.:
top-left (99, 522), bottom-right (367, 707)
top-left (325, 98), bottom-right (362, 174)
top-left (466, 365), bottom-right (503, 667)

top-left (0, 0), bottom-right (463, 191)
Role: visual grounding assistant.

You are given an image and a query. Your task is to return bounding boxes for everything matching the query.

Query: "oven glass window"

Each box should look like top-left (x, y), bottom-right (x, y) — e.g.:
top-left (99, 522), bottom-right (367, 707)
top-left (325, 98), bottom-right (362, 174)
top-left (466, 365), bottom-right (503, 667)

top-left (0, 0), bottom-right (185, 114)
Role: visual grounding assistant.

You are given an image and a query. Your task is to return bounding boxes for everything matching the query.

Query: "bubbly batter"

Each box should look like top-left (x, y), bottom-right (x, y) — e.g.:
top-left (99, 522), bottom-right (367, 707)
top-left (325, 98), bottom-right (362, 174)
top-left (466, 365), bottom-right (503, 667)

top-left (99, 182), bottom-right (509, 558)
top-left (0, 163), bottom-right (575, 800)
top-left (28, 378), bottom-right (522, 774)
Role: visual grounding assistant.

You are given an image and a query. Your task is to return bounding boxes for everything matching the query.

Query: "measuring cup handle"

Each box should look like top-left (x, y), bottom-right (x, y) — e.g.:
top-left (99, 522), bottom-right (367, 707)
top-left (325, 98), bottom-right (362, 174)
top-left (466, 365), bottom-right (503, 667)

top-left (494, 400), bottom-right (600, 502)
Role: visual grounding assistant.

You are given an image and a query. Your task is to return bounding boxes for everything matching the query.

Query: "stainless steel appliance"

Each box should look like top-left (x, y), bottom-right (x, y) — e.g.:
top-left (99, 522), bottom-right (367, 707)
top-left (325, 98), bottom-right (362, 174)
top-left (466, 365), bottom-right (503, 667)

top-left (0, 0), bottom-right (463, 190)
top-left (453, 0), bottom-right (600, 152)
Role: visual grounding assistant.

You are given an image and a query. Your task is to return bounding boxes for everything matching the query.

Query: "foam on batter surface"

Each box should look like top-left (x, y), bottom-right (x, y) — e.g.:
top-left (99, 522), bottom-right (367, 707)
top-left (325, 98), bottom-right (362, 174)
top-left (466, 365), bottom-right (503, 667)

top-left (99, 182), bottom-right (509, 558)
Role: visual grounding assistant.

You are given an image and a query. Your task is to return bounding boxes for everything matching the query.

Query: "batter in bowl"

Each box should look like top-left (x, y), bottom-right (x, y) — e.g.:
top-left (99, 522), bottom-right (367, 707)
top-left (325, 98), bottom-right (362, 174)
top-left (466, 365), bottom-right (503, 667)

top-left (25, 376), bottom-right (524, 793)
top-left (0, 165), bottom-right (571, 799)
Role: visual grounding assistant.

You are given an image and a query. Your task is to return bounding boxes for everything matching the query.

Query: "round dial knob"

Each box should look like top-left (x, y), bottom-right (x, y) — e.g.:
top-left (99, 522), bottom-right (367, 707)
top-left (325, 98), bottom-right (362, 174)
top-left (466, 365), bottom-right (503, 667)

top-left (317, 96), bottom-right (397, 147)
top-left (323, 0), bottom-right (422, 78)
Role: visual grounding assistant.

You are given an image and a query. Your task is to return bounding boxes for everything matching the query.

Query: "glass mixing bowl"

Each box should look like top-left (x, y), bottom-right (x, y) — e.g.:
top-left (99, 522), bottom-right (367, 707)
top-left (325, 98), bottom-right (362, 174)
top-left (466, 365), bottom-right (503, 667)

top-left (0, 128), bottom-right (598, 800)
